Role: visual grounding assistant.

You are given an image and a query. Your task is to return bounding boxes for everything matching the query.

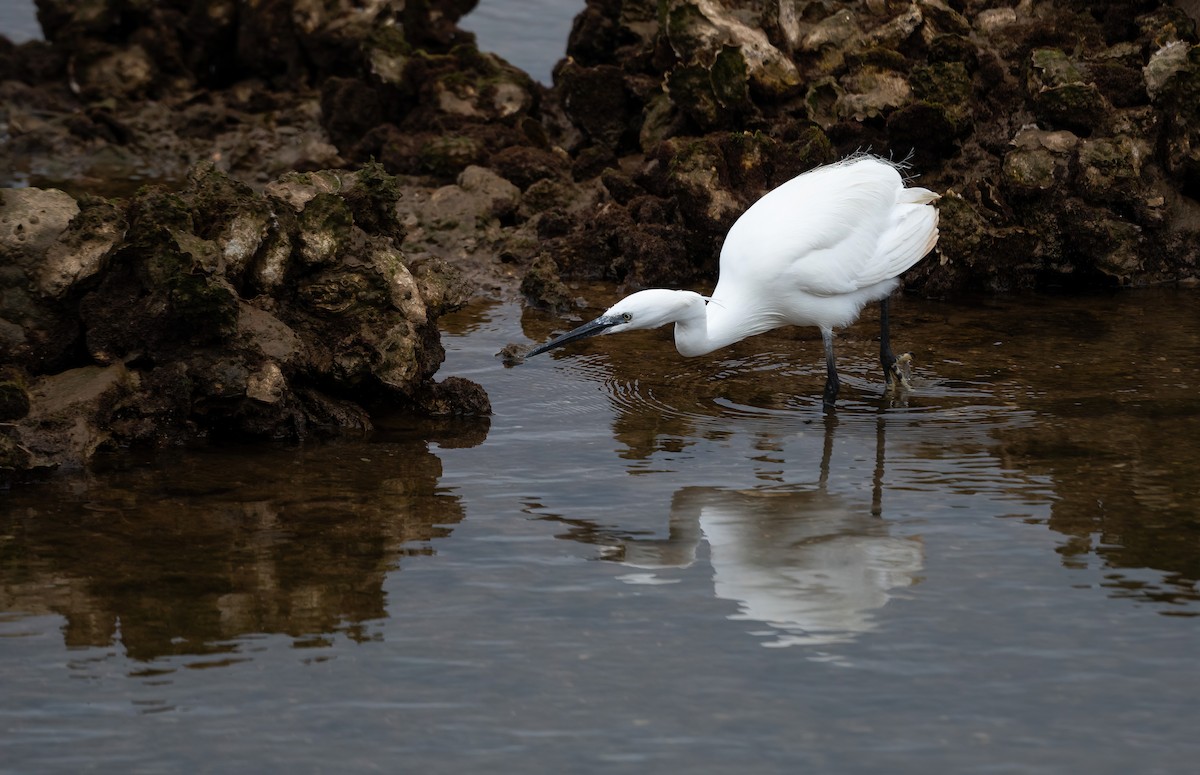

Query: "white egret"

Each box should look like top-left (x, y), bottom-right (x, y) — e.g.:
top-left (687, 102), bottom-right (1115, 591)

top-left (524, 154), bottom-right (940, 406)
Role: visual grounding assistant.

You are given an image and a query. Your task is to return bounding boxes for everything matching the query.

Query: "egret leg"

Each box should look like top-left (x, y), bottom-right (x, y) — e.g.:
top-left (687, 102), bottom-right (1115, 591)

top-left (879, 297), bottom-right (913, 391)
top-left (821, 327), bottom-right (839, 407)
top-left (880, 297), bottom-right (897, 376)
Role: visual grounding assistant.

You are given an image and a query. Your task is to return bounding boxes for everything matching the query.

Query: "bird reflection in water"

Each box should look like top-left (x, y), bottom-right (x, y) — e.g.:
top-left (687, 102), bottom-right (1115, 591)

top-left (548, 415), bottom-right (923, 650)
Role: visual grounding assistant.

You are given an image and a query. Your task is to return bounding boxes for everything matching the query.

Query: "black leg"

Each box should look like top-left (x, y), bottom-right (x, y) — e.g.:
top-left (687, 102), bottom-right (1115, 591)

top-left (821, 328), bottom-right (839, 408)
top-left (880, 296), bottom-right (897, 377)
top-left (880, 297), bottom-right (912, 391)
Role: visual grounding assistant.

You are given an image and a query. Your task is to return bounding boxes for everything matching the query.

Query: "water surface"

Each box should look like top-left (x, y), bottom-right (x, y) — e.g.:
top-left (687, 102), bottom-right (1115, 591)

top-left (3, 288), bottom-right (1199, 772)
top-left (462, 0), bottom-right (580, 84)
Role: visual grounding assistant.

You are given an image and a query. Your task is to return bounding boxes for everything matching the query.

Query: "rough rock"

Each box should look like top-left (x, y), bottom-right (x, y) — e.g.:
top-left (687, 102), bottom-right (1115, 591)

top-left (1, 163), bottom-right (487, 482)
top-left (0, 188), bottom-right (91, 370)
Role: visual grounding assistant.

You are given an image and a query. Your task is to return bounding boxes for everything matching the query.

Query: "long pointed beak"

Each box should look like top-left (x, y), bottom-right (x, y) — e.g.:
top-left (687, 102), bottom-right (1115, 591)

top-left (525, 315), bottom-right (620, 358)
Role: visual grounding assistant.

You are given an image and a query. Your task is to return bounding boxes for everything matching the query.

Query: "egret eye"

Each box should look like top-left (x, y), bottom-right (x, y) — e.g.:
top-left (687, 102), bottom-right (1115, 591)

top-left (621, 313), bottom-right (632, 322)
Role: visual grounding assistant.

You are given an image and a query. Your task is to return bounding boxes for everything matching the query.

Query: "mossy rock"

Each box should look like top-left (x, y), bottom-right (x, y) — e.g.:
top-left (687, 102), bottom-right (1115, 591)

top-left (918, 194), bottom-right (1041, 292)
top-left (837, 67), bottom-right (911, 122)
top-left (662, 1), bottom-right (713, 59)
top-left (419, 135), bottom-right (485, 177)
top-left (1065, 209), bottom-right (1144, 282)
top-left (667, 64), bottom-right (724, 129)
top-left (1075, 135), bottom-right (1144, 205)
top-left (1028, 48), bottom-right (1089, 89)
top-left (339, 161), bottom-right (405, 243)
top-left (844, 46), bottom-right (909, 73)
top-left (166, 270), bottom-right (240, 343)
top-left (1002, 147), bottom-right (1062, 193)
top-left (123, 189), bottom-right (194, 264)
top-left (710, 46), bottom-right (753, 114)
top-left (934, 194), bottom-right (990, 265)
top-left (557, 63), bottom-right (631, 149)
top-left (520, 253), bottom-right (575, 312)
top-left (909, 61), bottom-right (973, 130)
top-left (887, 102), bottom-right (960, 157)
top-left (1149, 44), bottom-right (1200, 184)
top-left (0, 373), bottom-right (30, 421)
top-left (183, 162), bottom-right (263, 241)
top-left (1034, 83), bottom-right (1108, 133)
top-left (1027, 48), bottom-right (1108, 132)
top-left (928, 34), bottom-right (978, 68)
top-left (297, 193), bottom-right (356, 268)
top-left (1135, 7), bottom-right (1199, 49)
top-left (805, 76), bottom-right (844, 129)
top-left (0, 432), bottom-right (32, 485)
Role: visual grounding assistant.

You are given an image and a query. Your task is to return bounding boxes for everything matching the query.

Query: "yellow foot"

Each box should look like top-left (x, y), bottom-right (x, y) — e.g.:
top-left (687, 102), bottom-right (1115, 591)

top-left (887, 352), bottom-right (914, 392)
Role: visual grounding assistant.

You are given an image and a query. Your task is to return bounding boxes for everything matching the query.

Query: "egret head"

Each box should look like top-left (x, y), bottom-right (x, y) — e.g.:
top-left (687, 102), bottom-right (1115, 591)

top-left (525, 289), bottom-right (703, 357)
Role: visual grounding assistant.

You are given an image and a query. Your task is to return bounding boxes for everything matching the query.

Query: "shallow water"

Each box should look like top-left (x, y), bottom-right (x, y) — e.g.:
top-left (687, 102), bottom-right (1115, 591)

top-left (0, 3), bottom-right (40, 44)
top-left (3, 287), bottom-right (1199, 772)
top-left (461, 0), bottom-right (579, 84)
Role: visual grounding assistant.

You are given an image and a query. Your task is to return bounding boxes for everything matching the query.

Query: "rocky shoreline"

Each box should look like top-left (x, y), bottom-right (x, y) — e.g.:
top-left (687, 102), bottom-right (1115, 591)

top-left (2, 0), bottom-right (1199, 482)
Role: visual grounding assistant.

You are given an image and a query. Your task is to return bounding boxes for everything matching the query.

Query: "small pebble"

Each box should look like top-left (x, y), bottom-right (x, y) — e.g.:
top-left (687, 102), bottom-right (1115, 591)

top-left (498, 342), bottom-right (530, 366)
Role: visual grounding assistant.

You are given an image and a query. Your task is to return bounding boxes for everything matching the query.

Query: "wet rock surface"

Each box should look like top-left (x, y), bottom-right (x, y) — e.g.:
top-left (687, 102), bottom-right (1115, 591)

top-left (3, 0), bottom-right (1200, 481)
top-left (1, 163), bottom-right (487, 482)
top-left (545, 0), bottom-right (1200, 294)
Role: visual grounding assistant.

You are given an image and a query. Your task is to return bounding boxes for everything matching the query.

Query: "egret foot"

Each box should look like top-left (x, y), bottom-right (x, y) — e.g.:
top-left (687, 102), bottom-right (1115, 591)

top-left (886, 352), bottom-right (913, 392)
top-left (822, 376), bottom-right (840, 409)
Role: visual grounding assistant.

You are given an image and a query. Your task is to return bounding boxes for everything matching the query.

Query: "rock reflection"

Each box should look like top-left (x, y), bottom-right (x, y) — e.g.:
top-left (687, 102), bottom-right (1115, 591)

top-left (0, 432), bottom-right (474, 662)
top-left (965, 290), bottom-right (1200, 610)
top-left (1005, 401), bottom-right (1200, 609)
top-left (548, 416), bottom-right (924, 648)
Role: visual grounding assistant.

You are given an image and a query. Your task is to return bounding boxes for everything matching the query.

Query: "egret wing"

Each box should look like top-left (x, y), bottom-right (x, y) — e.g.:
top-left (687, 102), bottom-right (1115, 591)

top-left (854, 191), bottom-right (939, 289)
top-left (719, 159), bottom-right (907, 297)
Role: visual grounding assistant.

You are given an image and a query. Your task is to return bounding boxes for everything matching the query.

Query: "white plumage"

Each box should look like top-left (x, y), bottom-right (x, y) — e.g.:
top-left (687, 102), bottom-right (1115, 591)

top-left (526, 155), bottom-right (940, 405)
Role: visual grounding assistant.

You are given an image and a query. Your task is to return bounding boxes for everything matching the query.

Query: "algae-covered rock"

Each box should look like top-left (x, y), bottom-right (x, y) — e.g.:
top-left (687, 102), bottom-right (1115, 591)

top-left (1028, 48), bottom-right (1109, 133)
top-left (799, 9), bottom-right (861, 70)
top-left (0, 368), bottom-right (30, 422)
top-left (520, 253), bottom-right (576, 312)
top-left (1147, 41), bottom-right (1200, 190)
top-left (915, 191), bottom-right (1039, 293)
top-left (558, 62), bottom-right (633, 150)
top-left (1003, 147), bottom-right (1062, 193)
top-left (653, 136), bottom-right (743, 234)
top-left (1144, 40), bottom-right (1192, 99)
top-left (325, 32), bottom-right (541, 180)
top-left (911, 60), bottom-right (972, 108)
top-left (1, 162), bottom-right (488, 479)
top-left (1066, 205), bottom-right (1146, 283)
top-left (837, 66), bottom-right (912, 122)
top-left (1076, 135), bottom-right (1146, 205)
top-left (656, 0), bottom-right (801, 136)
top-left (1003, 128), bottom-right (1078, 194)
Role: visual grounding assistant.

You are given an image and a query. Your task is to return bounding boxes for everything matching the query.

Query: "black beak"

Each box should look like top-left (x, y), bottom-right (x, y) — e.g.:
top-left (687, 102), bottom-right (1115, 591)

top-left (525, 316), bottom-right (620, 358)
